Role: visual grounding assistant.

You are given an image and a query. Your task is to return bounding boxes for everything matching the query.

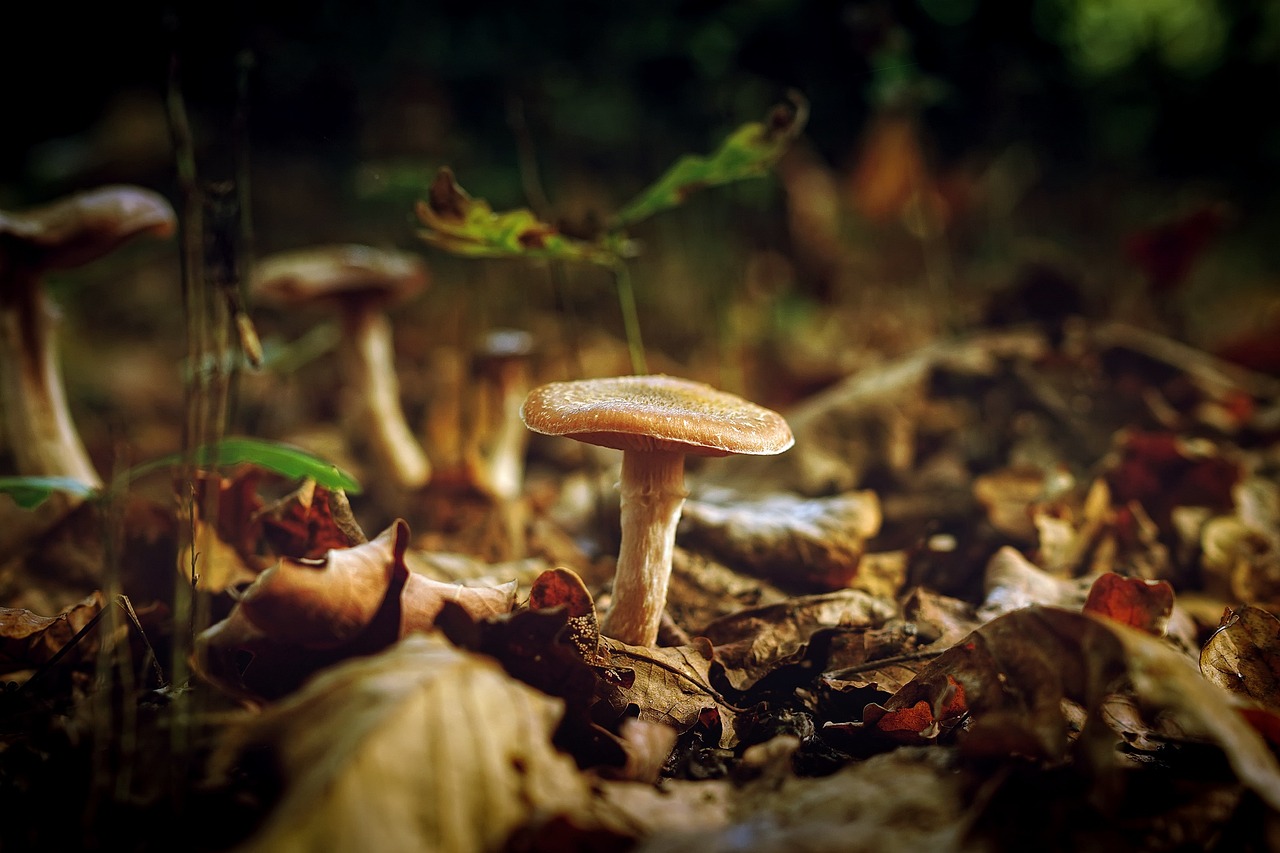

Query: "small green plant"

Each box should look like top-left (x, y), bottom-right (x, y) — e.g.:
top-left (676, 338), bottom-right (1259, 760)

top-left (414, 92), bottom-right (808, 374)
top-left (0, 437), bottom-right (361, 509)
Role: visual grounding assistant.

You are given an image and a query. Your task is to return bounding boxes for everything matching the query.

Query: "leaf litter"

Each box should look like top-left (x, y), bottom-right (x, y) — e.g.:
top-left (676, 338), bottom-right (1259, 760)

top-left (7, 102), bottom-right (1280, 853)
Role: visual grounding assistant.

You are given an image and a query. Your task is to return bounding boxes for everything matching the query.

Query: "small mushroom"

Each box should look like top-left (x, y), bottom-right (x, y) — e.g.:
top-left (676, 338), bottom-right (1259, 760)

top-left (471, 328), bottom-right (535, 502)
top-left (252, 244), bottom-right (431, 491)
top-left (521, 374), bottom-right (794, 645)
top-left (0, 185), bottom-right (177, 488)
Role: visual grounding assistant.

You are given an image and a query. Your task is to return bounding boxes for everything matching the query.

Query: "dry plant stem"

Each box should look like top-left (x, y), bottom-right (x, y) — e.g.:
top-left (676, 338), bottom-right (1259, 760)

top-left (0, 282), bottom-right (102, 487)
top-left (343, 307), bottom-right (430, 490)
top-left (601, 450), bottom-right (687, 646)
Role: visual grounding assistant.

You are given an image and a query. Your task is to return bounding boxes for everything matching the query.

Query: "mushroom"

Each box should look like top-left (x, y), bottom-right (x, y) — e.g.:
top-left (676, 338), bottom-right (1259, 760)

top-left (0, 185), bottom-right (177, 489)
top-left (471, 328), bottom-right (535, 502)
top-left (521, 374), bottom-right (794, 645)
top-left (251, 244), bottom-right (431, 491)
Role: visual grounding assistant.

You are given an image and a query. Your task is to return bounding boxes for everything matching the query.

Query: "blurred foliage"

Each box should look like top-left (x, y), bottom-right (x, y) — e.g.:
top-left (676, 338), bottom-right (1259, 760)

top-left (4, 0), bottom-right (1280, 210)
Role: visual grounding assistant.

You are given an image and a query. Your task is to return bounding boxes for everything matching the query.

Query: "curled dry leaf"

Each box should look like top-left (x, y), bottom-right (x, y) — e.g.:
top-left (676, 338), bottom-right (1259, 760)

top-left (977, 545), bottom-right (1092, 621)
top-left (1200, 605), bottom-right (1280, 716)
top-left (1082, 572), bottom-right (1174, 636)
top-left (256, 479), bottom-right (366, 560)
top-left (679, 489), bottom-right (883, 591)
top-left (194, 519), bottom-right (516, 702)
top-left (699, 590), bottom-right (898, 691)
top-left (853, 606), bottom-right (1280, 811)
top-left (209, 634), bottom-right (593, 853)
top-left (0, 591), bottom-right (103, 675)
top-left (444, 568), bottom-right (746, 753)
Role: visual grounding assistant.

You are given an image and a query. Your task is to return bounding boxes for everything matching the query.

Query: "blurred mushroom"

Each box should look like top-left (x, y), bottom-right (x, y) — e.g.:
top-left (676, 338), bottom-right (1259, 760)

top-left (471, 328), bottom-right (534, 502)
top-left (0, 185), bottom-right (177, 488)
top-left (252, 244), bottom-right (431, 491)
top-left (521, 375), bottom-right (794, 646)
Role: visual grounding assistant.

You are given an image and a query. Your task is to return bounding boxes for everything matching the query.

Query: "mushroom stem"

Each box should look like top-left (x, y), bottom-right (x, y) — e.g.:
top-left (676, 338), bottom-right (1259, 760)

top-left (601, 449), bottom-right (688, 646)
top-left (341, 307), bottom-right (430, 490)
top-left (0, 280), bottom-right (102, 487)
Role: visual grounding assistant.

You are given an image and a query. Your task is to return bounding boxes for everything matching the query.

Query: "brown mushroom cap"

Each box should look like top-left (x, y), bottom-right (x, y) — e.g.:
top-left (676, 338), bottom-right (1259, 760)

top-left (251, 244), bottom-right (428, 308)
top-left (0, 185), bottom-right (176, 275)
top-left (521, 374), bottom-right (794, 457)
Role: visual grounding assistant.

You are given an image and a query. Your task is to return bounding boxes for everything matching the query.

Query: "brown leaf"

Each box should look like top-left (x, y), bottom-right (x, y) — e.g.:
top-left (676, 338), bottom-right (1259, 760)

top-left (0, 591), bottom-right (103, 675)
top-left (1082, 572), bottom-right (1174, 636)
top-left (699, 590), bottom-right (898, 691)
top-left (977, 545), bottom-right (1091, 621)
top-left (680, 489), bottom-right (882, 591)
top-left (210, 633), bottom-right (594, 853)
top-left (596, 637), bottom-right (739, 747)
top-left (257, 479), bottom-right (366, 559)
top-left (193, 519), bottom-right (516, 701)
top-left (856, 606), bottom-right (1280, 809)
top-left (1200, 605), bottom-right (1280, 716)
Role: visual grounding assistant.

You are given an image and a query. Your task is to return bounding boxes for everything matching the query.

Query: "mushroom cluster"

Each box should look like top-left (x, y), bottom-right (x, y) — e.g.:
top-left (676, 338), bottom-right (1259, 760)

top-left (522, 374), bottom-right (794, 646)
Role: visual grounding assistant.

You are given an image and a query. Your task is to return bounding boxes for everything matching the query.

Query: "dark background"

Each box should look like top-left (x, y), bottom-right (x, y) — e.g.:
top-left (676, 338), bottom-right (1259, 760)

top-left (3, 0), bottom-right (1279, 390)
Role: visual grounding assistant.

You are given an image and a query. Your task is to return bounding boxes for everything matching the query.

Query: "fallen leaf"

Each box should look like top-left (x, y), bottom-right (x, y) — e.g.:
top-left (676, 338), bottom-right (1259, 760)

top-left (1200, 605), bottom-right (1280, 715)
top-left (0, 591), bottom-right (103, 675)
top-left (209, 633), bottom-right (594, 853)
top-left (630, 742), bottom-right (976, 853)
top-left (256, 479), bottom-right (365, 559)
top-left (193, 519), bottom-right (516, 701)
top-left (977, 545), bottom-right (1091, 621)
top-left (1082, 572), bottom-right (1174, 636)
top-left (699, 590), bottom-right (898, 691)
top-left (854, 606), bottom-right (1280, 810)
top-left (679, 489), bottom-right (882, 591)
top-left (596, 638), bottom-right (740, 747)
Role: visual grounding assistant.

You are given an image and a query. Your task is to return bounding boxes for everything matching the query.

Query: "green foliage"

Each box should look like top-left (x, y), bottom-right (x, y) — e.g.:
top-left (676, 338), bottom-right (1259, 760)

top-left (411, 94), bottom-right (809, 376)
top-left (611, 92), bottom-right (809, 229)
top-left (0, 476), bottom-right (99, 509)
top-left (416, 168), bottom-right (621, 266)
top-left (0, 438), bottom-right (361, 509)
top-left (414, 93), bottom-right (808, 263)
top-left (130, 438), bottom-right (363, 494)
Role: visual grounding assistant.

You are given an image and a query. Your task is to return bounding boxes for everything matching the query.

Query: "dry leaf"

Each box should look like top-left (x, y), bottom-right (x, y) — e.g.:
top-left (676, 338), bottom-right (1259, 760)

top-left (700, 590), bottom-right (898, 691)
top-left (210, 634), bottom-right (593, 853)
top-left (0, 591), bottom-right (103, 674)
top-left (977, 545), bottom-right (1091, 621)
top-left (194, 519), bottom-right (516, 701)
top-left (680, 489), bottom-right (882, 591)
top-left (1200, 605), bottom-right (1280, 715)
top-left (855, 606), bottom-right (1280, 810)
top-left (631, 742), bottom-right (976, 853)
top-left (1082, 572), bottom-right (1174, 636)
top-left (597, 638), bottom-right (740, 748)
top-left (256, 479), bottom-right (366, 559)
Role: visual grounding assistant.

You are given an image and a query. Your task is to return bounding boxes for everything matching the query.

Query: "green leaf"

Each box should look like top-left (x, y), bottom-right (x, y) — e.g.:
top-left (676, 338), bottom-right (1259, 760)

top-left (415, 168), bottom-right (622, 266)
top-left (0, 476), bottom-right (99, 509)
top-left (125, 438), bottom-right (362, 494)
top-left (611, 92), bottom-right (809, 230)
